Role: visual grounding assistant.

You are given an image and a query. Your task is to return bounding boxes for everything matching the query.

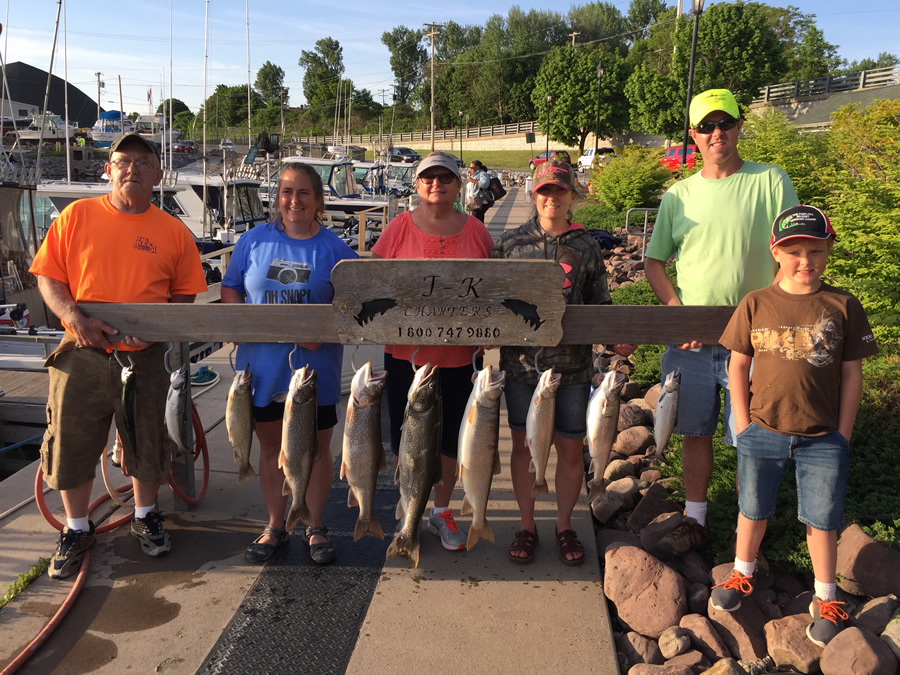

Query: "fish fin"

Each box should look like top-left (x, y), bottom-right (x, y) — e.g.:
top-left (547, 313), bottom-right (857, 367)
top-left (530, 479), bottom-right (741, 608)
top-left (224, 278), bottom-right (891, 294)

top-left (385, 533), bottom-right (404, 560)
top-left (466, 520), bottom-right (495, 551)
top-left (347, 488), bottom-right (359, 508)
top-left (461, 494), bottom-right (473, 516)
top-left (271, 392), bottom-right (287, 403)
top-left (527, 457), bottom-right (537, 474)
top-left (355, 517), bottom-right (385, 542)
top-left (285, 503), bottom-right (312, 533)
top-left (393, 464), bottom-right (400, 485)
top-left (339, 461), bottom-right (347, 480)
top-left (531, 480), bottom-right (549, 498)
top-left (282, 478), bottom-right (292, 496)
top-left (395, 500), bottom-right (405, 520)
top-left (233, 447), bottom-right (240, 463)
top-left (277, 449), bottom-right (285, 470)
top-left (408, 541), bottom-right (420, 569)
top-left (238, 463), bottom-right (257, 484)
top-left (493, 449), bottom-right (502, 476)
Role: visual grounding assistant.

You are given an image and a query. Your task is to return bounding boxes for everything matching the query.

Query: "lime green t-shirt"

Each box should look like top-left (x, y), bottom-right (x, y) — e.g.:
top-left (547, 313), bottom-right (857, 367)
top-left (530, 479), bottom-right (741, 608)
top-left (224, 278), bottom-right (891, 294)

top-left (645, 161), bottom-right (799, 306)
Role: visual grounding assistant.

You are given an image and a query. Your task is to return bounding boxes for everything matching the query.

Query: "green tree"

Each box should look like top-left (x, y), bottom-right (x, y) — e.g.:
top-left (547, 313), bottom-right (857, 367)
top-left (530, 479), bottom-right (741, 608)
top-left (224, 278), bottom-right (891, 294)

top-left (791, 25), bottom-right (842, 80)
top-left (841, 52), bottom-right (899, 73)
top-left (173, 110), bottom-right (195, 138)
top-left (381, 26), bottom-right (426, 105)
top-left (299, 37), bottom-right (344, 110)
top-left (568, 2), bottom-right (628, 52)
top-left (156, 98), bottom-right (189, 117)
top-left (200, 84), bottom-right (264, 135)
top-left (626, 0), bottom-right (669, 41)
top-left (435, 21), bottom-right (482, 61)
top-left (532, 47), bottom-right (630, 155)
top-left (255, 61), bottom-right (287, 106)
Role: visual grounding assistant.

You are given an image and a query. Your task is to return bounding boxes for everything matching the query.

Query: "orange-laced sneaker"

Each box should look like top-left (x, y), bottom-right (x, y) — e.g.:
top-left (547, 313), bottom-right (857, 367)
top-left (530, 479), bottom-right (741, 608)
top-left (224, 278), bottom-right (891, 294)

top-left (710, 569), bottom-right (755, 612)
top-left (807, 597), bottom-right (849, 647)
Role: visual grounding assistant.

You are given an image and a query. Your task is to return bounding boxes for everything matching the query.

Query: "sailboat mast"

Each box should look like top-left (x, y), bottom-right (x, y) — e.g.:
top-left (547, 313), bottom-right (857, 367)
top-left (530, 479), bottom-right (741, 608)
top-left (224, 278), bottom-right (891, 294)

top-left (63, 0), bottom-right (71, 183)
top-left (35, 0), bottom-right (63, 181)
top-left (202, 0), bottom-right (210, 241)
top-left (246, 0), bottom-right (251, 148)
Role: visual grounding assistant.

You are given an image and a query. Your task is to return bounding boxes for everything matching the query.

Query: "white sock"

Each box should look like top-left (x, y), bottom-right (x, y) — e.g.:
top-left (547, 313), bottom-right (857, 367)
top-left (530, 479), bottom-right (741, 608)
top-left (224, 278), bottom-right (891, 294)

top-left (66, 517), bottom-right (90, 533)
top-left (431, 506), bottom-right (449, 517)
top-left (734, 557), bottom-right (756, 577)
top-left (134, 505), bottom-right (155, 519)
top-left (814, 580), bottom-right (837, 602)
top-left (684, 501), bottom-right (707, 527)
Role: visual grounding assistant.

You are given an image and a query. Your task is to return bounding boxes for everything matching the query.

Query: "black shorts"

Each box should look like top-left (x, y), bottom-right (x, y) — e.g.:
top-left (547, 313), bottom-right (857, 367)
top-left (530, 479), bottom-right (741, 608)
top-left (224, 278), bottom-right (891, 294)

top-left (384, 352), bottom-right (481, 459)
top-left (252, 401), bottom-right (338, 429)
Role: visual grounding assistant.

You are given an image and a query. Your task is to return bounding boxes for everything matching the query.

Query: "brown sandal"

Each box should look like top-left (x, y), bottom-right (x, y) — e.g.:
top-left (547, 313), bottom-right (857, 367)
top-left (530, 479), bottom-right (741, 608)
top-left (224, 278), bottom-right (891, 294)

top-left (508, 529), bottom-right (539, 564)
top-left (556, 528), bottom-right (585, 567)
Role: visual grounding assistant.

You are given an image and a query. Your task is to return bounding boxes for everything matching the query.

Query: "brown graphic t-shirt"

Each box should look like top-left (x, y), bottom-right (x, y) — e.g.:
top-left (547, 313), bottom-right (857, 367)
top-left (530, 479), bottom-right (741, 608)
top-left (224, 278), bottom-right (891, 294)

top-left (720, 283), bottom-right (878, 436)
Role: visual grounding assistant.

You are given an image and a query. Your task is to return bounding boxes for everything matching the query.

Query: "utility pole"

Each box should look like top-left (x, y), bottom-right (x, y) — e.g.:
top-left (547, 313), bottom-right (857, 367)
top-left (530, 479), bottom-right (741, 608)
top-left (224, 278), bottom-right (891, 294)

top-left (568, 31), bottom-right (580, 49)
top-left (377, 88), bottom-right (389, 107)
top-left (95, 72), bottom-right (103, 119)
top-left (424, 22), bottom-right (444, 152)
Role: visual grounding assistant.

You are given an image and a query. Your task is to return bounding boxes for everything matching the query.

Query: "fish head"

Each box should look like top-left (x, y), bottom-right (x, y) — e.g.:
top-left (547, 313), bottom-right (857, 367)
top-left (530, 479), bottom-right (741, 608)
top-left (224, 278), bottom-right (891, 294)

top-left (231, 367), bottom-right (252, 392)
top-left (121, 364), bottom-right (134, 385)
top-left (408, 362), bottom-right (440, 413)
top-left (600, 369), bottom-right (627, 398)
top-left (288, 366), bottom-right (317, 403)
top-left (664, 371), bottom-right (681, 393)
top-left (170, 366), bottom-right (187, 390)
top-left (537, 367), bottom-right (562, 396)
top-left (352, 361), bottom-right (387, 406)
top-left (474, 365), bottom-right (506, 405)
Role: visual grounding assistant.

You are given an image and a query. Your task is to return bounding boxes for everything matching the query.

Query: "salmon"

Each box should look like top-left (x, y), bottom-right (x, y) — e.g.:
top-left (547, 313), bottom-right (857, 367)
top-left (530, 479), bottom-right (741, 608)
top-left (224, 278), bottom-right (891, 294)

top-left (226, 368), bottom-right (256, 484)
top-left (281, 367), bottom-right (319, 533)
top-left (586, 370), bottom-right (626, 502)
top-left (653, 371), bottom-right (681, 457)
top-left (525, 368), bottom-right (561, 497)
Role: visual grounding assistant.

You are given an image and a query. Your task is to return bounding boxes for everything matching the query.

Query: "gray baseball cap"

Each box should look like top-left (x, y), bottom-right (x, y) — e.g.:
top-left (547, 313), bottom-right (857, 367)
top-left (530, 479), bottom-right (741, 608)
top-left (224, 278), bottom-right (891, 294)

top-left (109, 133), bottom-right (160, 160)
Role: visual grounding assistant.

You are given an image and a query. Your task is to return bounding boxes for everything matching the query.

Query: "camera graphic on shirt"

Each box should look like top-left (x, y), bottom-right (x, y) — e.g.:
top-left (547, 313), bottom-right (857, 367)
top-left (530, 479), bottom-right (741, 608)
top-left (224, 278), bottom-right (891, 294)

top-left (266, 258), bottom-right (311, 286)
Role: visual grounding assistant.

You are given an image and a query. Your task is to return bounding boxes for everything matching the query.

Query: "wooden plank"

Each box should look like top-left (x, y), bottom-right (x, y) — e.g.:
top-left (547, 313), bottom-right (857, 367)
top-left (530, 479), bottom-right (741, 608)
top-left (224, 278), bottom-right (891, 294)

top-left (331, 259), bottom-right (566, 346)
top-left (78, 303), bottom-right (737, 346)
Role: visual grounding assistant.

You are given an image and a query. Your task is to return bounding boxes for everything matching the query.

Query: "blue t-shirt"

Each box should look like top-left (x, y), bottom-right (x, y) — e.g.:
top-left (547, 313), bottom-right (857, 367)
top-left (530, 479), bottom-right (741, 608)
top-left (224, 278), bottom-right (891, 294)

top-left (221, 223), bottom-right (358, 407)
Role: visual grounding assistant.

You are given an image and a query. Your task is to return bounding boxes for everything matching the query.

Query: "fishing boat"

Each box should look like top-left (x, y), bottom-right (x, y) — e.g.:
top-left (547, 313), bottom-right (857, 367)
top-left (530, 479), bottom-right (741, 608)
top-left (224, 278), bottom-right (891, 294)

top-left (90, 111), bottom-right (135, 147)
top-left (17, 112), bottom-right (78, 145)
top-left (134, 114), bottom-right (181, 148)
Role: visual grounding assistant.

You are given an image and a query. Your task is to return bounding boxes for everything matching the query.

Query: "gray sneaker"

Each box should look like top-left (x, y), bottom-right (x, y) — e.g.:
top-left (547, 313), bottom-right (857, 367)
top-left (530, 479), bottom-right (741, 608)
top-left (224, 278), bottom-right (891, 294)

top-left (426, 510), bottom-right (466, 551)
top-left (48, 523), bottom-right (96, 579)
top-left (131, 511), bottom-right (172, 557)
top-left (807, 596), bottom-right (848, 647)
top-left (710, 569), bottom-right (755, 612)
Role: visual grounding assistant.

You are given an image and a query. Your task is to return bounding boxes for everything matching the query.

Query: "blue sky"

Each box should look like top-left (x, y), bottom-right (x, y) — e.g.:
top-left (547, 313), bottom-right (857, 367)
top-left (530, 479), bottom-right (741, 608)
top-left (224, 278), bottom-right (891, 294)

top-left (3, 0), bottom-right (897, 120)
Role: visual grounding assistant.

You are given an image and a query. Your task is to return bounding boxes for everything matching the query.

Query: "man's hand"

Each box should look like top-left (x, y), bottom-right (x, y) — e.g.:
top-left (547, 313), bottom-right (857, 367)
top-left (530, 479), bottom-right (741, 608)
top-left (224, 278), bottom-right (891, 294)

top-left (678, 340), bottom-right (704, 350)
top-left (64, 312), bottom-right (118, 349)
top-left (298, 343), bottom-right (322, 351)
top-left (613, 343), bottom-right (637, 357)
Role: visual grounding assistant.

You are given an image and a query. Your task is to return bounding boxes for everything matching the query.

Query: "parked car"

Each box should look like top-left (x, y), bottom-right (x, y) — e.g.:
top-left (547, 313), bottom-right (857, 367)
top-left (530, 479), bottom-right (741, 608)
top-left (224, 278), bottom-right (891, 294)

top-left (219, 138), bottom-right (236, 151)
top-left (529, 150), bottom-right (571, 171)
top-left (659, 145), bottom-right (698, 171)
top-left (173, 139), bottom-right (197, 154)
top-left (389, 146), bottom-right (421, 163)
top-left (576, 146), bottom-right (617, 172)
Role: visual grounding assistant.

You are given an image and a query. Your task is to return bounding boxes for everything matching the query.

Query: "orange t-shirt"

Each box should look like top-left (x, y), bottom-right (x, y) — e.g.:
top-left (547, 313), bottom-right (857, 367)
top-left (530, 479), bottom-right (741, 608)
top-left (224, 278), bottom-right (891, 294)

top-left (30, 195), bottom-right (208, 347)
top-left (371, 211), bottom-right (494, 368)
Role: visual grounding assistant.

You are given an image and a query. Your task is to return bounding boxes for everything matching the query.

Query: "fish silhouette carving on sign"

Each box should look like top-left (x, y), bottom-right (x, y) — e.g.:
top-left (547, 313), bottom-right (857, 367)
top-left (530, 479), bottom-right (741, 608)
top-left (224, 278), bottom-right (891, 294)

top-left (502, 299), bottom-right (544, 331)
top-left (354, 298), bottom-right (398, 327)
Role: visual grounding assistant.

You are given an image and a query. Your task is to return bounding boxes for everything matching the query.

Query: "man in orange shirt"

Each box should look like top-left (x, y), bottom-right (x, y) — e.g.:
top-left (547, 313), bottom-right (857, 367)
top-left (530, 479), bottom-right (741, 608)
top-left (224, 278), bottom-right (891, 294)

top-left (30, 134), bottom-right (207, 579)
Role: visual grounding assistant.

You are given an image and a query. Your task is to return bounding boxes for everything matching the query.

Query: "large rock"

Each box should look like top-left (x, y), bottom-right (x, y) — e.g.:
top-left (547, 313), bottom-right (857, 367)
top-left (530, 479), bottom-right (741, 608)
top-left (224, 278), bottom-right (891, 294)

top-left (628, 666), bottom-right (693, 675)
top-left (707, 597), bottom-right (769, 660)
top-left (617, 631), bottom-right (665, 665)
top-left (882, 616), bottom-right (900, 660)
top-left (605, 458), bottom-right (636, 482)
top-left (597, 528), bottom-right (642, 555)
top-left (687, 583), bottom-right (710, 615)
top-left (679, 613), bottom-right (730, 662)
top-left (820, 626), bottom-right (898, 675)
top-left (665, 650), bottom-right (710, 674)
top-left (619, 403), bottom-right (650, 431)
top-left (764, 614), bottom-right (823, 673)
top-left (641, 469), bottom-right (663, 483)
top-left (645, 383), bottom-right (662, 411)
top-left (621, 381), bottom-right (643, 401)
top-left (704, 659), bottom-right (746, 675)
top-left (591, 489), bottom-right (627, 523)
top-left (608, 476), bottom-right (643, 509)
top-left (853, 596), bottom-right (899, 635)
top-left (836, 524), bottom-right (900, 597)
top-left (658, 626), bottom-right (692, 659)
top-left (670, 551), bottom-right (712, 587)
top-left (605, 545), bottom-right (688, 639)
top-left (641, 511), bottom-right (684, 553)
top-left (627, 482), bottom-right (683, 534)
top-left (783, 590), bottom-right (816, 617)
top-left (612, 425), bottom-right (655, 456)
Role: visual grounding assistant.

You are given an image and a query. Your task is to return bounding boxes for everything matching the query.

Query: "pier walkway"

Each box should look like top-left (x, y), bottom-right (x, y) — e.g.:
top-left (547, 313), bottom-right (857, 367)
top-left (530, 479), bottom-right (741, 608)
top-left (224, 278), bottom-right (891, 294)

top-left (0, 186), bottom-right (619, 674)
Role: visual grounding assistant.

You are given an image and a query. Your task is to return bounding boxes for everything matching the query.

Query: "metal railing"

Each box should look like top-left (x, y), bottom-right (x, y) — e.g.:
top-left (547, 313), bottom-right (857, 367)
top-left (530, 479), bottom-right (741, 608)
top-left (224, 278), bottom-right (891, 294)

top-left (624, 207), bottom-right (659, 262)
top-left (753, 65), bottom-right (900, 103)
top-left (291, 120), bottom-right (539, 147)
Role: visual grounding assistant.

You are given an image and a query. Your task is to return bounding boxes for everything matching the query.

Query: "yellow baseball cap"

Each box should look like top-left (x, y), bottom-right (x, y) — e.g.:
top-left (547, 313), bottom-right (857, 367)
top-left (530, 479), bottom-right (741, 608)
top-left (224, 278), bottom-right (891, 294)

top-left (689, 89), bottom-right (740, 126)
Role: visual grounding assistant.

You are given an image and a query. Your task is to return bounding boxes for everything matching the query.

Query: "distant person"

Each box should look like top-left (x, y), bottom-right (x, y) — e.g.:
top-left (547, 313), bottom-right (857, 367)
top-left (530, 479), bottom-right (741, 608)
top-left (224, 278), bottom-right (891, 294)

top-left (221, 162), bottom-right (357, 565)
top-left (644, 89), bottom-right (799, 559)
top-left (30, 134), bottom-right (207, 578)
top-left (371, 151), bottom-right (493, 552)
top-left (711, 205), bottom-right (878, 647)
top-left (465, 160), bottom-right (491, 222)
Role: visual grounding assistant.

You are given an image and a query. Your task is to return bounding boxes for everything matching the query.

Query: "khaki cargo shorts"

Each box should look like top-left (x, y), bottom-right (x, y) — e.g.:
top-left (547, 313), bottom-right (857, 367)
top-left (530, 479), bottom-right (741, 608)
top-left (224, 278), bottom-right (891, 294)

top-left (41, 342), bottom-right (174, 490)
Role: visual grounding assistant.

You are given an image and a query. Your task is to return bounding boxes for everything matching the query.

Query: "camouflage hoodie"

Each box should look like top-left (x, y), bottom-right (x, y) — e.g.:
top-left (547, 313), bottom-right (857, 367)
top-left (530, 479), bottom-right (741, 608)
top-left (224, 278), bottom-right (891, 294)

top-left (491, 217), bottom-right (611, 386)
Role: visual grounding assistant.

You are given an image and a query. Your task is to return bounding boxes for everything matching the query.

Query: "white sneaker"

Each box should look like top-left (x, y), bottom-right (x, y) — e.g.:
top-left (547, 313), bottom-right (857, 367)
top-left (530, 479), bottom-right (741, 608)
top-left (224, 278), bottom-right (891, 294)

top-left (426, 510), bottom-right (466, 551)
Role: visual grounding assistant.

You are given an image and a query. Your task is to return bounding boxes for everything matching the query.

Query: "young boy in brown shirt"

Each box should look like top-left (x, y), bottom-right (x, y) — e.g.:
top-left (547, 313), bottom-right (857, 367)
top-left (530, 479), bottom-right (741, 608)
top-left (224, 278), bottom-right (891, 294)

top-left (710, 205), bottom-right (879, 646)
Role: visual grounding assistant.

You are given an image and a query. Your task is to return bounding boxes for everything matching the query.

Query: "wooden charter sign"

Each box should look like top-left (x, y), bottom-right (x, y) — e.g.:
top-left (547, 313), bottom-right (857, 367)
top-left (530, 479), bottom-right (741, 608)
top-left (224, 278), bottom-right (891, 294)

top-left (331, 259), bottom-right (566, 346)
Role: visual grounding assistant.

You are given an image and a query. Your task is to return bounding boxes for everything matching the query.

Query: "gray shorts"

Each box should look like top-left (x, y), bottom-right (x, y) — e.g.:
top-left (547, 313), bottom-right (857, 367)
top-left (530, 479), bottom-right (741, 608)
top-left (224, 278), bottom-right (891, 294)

top-left (42, 343), bottom-right (173, 490)
top-left (504, 379), bottom-right (590, 440)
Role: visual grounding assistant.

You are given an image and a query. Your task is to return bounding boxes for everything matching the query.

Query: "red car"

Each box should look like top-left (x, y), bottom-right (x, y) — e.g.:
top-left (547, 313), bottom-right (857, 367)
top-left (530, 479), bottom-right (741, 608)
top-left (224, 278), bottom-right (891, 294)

top-left (660, 145), bottom-right (697, 171)
top-left (529, 150), bottom-right (571, 172)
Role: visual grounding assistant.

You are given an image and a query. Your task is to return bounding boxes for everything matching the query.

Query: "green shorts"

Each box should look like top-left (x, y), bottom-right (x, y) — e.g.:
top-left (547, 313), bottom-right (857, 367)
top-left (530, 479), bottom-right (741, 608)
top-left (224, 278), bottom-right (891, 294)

top-left (41, 342), bottom-right (174, 490)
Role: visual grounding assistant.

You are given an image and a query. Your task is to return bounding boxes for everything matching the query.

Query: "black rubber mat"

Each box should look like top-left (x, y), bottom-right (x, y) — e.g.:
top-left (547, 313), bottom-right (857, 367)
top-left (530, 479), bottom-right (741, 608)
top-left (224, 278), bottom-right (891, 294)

top-left (199, 448), bottom-right (397, 675)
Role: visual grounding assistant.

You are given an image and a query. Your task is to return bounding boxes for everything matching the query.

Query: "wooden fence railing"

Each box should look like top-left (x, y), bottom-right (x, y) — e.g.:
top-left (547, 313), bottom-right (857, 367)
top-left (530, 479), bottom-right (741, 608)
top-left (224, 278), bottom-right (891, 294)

top-left (753, 65), bottom-right (900, 103)
top-left (290, 121), bottom-right (540, 147)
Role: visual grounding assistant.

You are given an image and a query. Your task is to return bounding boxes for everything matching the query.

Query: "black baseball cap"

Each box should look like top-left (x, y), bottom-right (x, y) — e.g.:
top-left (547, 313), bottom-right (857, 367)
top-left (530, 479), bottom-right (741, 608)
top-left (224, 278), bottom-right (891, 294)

top-left (109, 133), bottom-right (160, 160)
top-left (770, 205), bottom-right (836, 248)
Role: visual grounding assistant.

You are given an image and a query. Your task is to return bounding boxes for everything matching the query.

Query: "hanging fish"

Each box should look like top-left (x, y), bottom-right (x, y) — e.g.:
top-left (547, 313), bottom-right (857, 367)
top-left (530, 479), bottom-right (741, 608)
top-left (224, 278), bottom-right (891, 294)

top-left (120, 357), bottom-right (138, 452)
top-left (165, 366), bottom-right (191, 455)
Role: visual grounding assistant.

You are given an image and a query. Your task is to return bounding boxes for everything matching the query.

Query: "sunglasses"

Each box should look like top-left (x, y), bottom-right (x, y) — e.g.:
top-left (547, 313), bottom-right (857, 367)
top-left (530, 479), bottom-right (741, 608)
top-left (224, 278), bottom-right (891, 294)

top-left (418, 173), bottom-right (456, 185)
top-left (693, 118), bottom-right (739, 134)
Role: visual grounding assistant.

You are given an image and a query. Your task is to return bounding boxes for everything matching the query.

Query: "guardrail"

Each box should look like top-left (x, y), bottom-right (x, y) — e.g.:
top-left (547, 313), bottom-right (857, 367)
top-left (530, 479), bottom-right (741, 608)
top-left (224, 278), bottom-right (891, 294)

top-left (753, 64), bottom-right (900, 103)
top-left (291, 121), bottom-right (540, 147)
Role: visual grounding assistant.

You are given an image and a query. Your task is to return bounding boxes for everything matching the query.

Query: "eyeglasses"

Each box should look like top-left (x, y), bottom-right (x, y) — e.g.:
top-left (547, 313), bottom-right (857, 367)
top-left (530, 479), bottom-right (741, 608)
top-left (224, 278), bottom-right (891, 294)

top-left (110, 158), bottom-right (157, 171)
top-left (418, 173), bottom-right (456, 185)
top-left (692, 118), bottom-right (739, 134)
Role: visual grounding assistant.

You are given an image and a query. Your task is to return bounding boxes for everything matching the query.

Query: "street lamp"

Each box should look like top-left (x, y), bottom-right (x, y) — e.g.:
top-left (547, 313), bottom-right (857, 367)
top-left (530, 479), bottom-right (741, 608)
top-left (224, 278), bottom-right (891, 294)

top-left (680, 0), bottom-right (705, 174)
top-left (594, 60), bottom-right (604, 155)
top-left (458, 109), bottom-right (464, 165)
top-left (545, 93), bottom-right (552, 157)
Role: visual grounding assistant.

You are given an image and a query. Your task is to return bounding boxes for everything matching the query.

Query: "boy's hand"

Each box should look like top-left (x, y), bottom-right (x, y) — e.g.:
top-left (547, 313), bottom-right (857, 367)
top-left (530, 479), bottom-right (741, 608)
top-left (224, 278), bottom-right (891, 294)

top-left (678, 340), bottom-right (704, 350)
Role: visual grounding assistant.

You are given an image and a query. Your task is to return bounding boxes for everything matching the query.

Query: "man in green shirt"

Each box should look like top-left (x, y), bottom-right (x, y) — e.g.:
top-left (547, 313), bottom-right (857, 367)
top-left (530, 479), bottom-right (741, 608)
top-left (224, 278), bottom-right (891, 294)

top-left (644, 89), bottom-right (799, 558)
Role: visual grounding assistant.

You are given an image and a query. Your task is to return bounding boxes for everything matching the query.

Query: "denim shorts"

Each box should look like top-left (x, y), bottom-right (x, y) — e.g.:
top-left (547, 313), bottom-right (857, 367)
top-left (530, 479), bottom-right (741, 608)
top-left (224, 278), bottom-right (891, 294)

top-left (661, 344), bottom-right (736, 445)
top-left (736, 422), bottom-right (849, 531)
top-left (504, 379), bottom-right (590, 440)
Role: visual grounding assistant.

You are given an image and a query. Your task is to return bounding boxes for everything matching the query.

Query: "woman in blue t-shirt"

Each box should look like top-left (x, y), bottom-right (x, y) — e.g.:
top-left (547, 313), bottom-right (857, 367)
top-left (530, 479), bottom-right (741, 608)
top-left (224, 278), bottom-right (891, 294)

top-left (222, 162), bottom-right (358, 565)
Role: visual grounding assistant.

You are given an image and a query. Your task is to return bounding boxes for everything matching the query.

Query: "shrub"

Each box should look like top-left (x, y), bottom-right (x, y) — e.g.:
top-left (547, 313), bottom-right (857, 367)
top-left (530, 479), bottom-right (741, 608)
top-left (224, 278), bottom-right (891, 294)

top-left (572, 202), bottom-right (627, 231)
top-left (590, 146), bottom-right (672, 211)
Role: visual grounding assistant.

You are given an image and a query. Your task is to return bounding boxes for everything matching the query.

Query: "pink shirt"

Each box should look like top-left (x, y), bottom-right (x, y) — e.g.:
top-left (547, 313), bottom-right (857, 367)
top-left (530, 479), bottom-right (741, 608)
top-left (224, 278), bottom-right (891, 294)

top-left (372, 211), bottom-right (494, 367)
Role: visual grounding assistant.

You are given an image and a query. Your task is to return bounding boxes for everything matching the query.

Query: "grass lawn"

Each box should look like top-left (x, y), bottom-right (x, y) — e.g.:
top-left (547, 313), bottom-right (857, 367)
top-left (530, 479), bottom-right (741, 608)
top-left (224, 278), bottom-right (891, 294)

top-left (363, 149), bottom-right (575, 171)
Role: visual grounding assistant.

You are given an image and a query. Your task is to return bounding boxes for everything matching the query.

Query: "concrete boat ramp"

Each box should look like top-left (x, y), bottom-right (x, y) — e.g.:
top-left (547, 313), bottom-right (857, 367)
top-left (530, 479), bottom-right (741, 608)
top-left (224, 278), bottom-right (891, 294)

top-left (0, 188), bottom-right (619, 674)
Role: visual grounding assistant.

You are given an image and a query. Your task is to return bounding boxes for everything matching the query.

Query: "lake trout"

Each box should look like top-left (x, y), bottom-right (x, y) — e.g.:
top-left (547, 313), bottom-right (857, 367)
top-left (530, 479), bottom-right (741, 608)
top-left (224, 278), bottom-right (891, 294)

top-left (282, 366), bottom-right (320, 533)
top-left (165, 366), bottom-right (190, 455)
top-left (226, 368), bottom-right (256, 484)
top-left (653, 371), bottom-right (681, 457)
top-left (458, 365), bottom-right (505, 551)
top-left (341, 361), bottom-right (387, 542)
top-left (120, 359), bottom-right (137, 452)
top-left (386, 363), bottom-right (442, 568)
top-left (525, 367), bottom-right (561, 498)
top-left (586, 370), bottom-right (627, 502)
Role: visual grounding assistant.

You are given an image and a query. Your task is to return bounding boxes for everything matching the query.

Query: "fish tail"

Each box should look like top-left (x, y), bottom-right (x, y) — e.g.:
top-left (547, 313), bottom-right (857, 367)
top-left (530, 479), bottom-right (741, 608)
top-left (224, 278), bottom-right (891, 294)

top-left (386, 532), bottom-right (420, 567)
top-left (461, 494), bottom-right (473, 516)
top-left (354, 516), bottom-right (385, 542)
top-left (466, 519), bottom-right (494, 551)
top-left (285, 503), bottom-right (312, 533)
top-left (531, 479), bottom-right (549, 498)
top-left (586, 478), bottom-right (606, 503)
top-left (238, 462), bottom-right (257, 485)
